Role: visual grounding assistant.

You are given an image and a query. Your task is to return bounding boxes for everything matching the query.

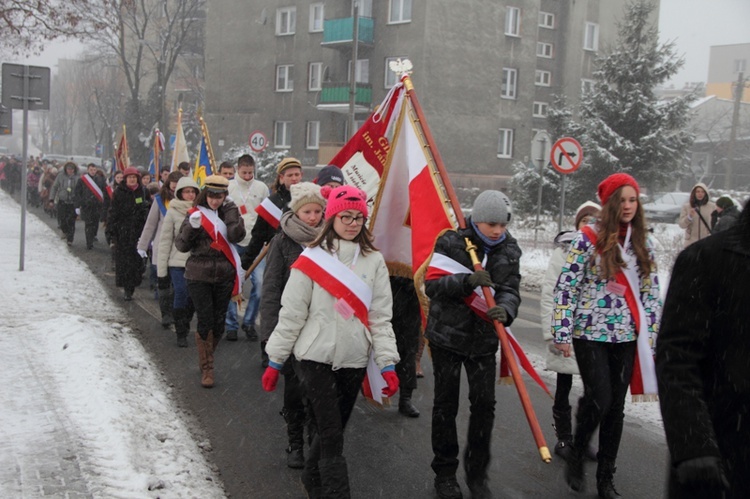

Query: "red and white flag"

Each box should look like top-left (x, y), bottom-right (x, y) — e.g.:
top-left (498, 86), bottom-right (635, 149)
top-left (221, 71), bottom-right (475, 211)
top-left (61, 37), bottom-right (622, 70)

top-left (115, 128), bottom-right (130, 172)
top-left (255, 197), bottom-right (282, 229)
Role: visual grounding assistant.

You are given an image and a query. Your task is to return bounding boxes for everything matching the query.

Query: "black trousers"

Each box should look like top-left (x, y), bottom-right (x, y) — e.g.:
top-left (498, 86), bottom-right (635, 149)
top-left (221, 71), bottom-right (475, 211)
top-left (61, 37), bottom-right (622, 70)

top-left (58, 202), bottom-right (76, 242)
top-left (186, 279), bottom-right (233, 340)
top-left (430, 344), bottom-right (496, 482)
top-left (295, 360), bottom-right (365, 462)
top-left (572, 339), bottom-right (636, 462)
top-left (80, 203), bottom-right (102, 247)
top-left (391, 277), bottom-right (421, 392)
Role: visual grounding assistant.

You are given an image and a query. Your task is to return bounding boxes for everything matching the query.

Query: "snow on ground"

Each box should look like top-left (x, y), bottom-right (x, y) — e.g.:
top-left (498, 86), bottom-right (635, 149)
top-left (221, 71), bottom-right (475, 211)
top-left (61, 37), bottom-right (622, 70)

top-left (0, 191), bottom-right (225, 498)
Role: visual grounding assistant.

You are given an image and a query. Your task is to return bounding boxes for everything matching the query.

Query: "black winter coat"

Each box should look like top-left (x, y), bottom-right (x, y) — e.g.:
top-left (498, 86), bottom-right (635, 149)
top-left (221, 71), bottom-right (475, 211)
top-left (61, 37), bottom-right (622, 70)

top-left (656, 207), bottom-right (750, 498)
top-left (241, 185), bottom-right (292, 269)
top-left (74, 173), bottom-right (109, 221)
top-left (107, 183), bottom-right (151, 289)
top-left (712, 205), bottom-right (741, 233)
top-left (258, 231), bottom-right (303, 342)
top-left (425, 222), bottom-right (522, 356)
top-left (174, 200), bottom-right (246, 284)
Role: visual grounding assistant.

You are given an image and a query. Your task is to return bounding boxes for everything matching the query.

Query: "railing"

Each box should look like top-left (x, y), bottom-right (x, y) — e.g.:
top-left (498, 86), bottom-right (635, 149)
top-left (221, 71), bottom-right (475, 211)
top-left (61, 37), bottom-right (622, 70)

top-left (318, 82), bottom-right (372, 106)
top-left (322, 17), bottom-right (374, 45)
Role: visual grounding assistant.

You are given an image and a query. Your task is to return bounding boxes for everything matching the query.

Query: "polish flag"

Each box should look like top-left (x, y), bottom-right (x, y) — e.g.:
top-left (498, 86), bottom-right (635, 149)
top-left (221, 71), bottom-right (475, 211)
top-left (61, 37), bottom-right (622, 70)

top-left (255, 197), bottom-right (282, 229)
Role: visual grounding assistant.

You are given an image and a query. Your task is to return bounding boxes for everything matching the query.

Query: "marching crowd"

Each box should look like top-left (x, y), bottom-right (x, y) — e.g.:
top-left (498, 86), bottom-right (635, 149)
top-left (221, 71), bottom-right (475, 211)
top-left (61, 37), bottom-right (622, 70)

top-left (1, 152), bottom-right (749, 499)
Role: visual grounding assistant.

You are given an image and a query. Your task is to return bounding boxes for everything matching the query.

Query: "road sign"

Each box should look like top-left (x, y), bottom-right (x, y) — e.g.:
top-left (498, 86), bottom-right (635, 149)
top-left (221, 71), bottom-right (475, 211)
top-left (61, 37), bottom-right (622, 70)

top-left (550, 137), bottom-right (583, 174)
top-left (530, 130), bottom-right (552, 164)
top-left (249, 130), bottom-right (268, 153)
top-left (1, 64), bottom-right (50, 110)
top-left (0, 104), bottom-right (11, 135)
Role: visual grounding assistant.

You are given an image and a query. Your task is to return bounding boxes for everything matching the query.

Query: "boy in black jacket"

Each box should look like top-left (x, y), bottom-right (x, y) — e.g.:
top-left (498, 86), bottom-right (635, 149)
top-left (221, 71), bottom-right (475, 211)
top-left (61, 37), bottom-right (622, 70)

top-left (425, 190), bottom-right (522, 499)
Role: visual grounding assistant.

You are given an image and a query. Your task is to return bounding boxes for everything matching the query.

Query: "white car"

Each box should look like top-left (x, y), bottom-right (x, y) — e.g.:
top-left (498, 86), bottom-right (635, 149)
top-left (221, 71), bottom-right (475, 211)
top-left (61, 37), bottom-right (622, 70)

top-left (643, 192), bottom-right (690, 223)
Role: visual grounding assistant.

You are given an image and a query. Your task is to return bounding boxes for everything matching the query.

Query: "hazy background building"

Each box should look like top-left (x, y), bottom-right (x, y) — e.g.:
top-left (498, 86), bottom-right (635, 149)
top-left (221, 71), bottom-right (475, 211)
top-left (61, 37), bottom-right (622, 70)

top-left (204, 0), bottom-right (648, 188)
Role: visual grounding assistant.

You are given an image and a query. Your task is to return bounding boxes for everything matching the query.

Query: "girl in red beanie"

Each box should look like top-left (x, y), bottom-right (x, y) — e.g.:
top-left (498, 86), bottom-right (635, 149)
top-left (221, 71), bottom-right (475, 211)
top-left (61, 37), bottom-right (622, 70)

top-left (551, 173), bottom-right (661, 498)
top-left (262, 185), bottom-right (400, 498)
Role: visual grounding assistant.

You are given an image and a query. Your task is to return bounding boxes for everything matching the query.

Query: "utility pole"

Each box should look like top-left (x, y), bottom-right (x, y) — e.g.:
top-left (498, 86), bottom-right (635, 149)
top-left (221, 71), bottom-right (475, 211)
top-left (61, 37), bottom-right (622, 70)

top-left (348, 2), bottom-right (360, 138)
top-left (725, 71), bottom-right (748, 189)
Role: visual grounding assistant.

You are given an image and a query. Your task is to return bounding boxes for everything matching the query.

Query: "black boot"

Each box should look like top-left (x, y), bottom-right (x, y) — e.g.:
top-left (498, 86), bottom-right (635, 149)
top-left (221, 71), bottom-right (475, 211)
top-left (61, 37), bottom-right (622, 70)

top-left (565, 447), bottom-right (586, 492)
top-left (282, 407), bottom-right (306, 469)
top-left (301, 463), bottom-right (322, 499)
top-left (173, 308), bottom-right (190, 348)
top-left (319, 456), bottom-right (350, 499)
top-left (398, 389), bottom-right (420, 418)
top-left (158, 287), bottom-right (174, 328)
top-left (553, 407), bottom-right (573, 461)
top-left (596, 458), bottom-right (621, 499)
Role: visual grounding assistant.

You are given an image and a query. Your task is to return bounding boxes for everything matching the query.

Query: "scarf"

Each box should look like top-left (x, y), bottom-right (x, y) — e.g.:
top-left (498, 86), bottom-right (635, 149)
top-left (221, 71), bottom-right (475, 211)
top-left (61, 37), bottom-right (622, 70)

top-left (280, 211), bottom-right (321, 246)
top-left (470, 219), bottom-right (507, 253)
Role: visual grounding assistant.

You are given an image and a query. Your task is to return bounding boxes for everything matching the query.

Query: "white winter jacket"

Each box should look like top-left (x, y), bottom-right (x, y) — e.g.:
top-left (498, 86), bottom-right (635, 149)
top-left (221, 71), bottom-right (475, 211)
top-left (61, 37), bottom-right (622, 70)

top-left (265, 239), bottom-right (400, 371)
top-left (137, 199), bottom-right (166, 265)
top-left (228, 177), bottom-right (270, 246)
top-left (540, 233), bottom-right (580, 375)
top-left (156, 199), bottom-right (192, 277)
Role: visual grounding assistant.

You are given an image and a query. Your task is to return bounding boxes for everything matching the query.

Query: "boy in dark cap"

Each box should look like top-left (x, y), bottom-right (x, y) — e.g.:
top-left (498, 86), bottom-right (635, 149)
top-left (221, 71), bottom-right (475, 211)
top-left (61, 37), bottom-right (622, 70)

top-left (711, 196), bottom-right (740, 233)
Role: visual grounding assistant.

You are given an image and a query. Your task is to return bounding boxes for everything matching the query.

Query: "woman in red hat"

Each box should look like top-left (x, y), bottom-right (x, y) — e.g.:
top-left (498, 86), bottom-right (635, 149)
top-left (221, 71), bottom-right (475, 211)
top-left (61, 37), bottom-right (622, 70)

top-left (106, 167), bottom-right (152, 300)
top-left (551, 173), bottom-right (661, 499)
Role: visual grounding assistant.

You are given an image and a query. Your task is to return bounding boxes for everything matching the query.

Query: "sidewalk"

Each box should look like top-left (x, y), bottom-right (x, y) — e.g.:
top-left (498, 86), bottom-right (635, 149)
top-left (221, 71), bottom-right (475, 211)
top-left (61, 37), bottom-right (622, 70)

top-left (0, 191), bottom-right (225, 498)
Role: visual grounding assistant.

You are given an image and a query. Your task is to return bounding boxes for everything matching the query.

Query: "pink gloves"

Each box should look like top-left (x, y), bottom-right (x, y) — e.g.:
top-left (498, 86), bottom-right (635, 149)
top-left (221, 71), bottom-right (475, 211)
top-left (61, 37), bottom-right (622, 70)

top-left (262, 366), bottom-right (280, 392)
top-left (381, 371), bottom-right (400, 398)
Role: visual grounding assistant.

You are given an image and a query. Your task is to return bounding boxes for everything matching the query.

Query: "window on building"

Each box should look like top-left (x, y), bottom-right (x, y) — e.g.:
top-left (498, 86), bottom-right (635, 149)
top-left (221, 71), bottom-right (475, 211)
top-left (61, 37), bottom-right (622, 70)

top-left (309, 62), bottom-right (323, 91)
top-left (389, 0), bottom-right (412, 24)
top-left (347, 59), bottom-right (370, 83)
top-left (276, 65), bottom-right (294, 92)
top-left (309, 3), bottom-right (324, 32)
top-left (734, 59), bottom-right (747, 73)
top-left (505, 6), bottom-right (521, 36)
top-left (501, 68), bottom-right (517, 99)
top-left (497, 128), bottom-right (514, 158)
top-left (581, 78), bottom-right (595, 96)
top-left (385, 56), bottom-right (407, 88)
top-left (532, 101), bottom-right (549, 117)
top-left (535, 70), bottom-right (551, 87)
top-left (584, 22), bottom-right (599, 51)
top-left (356, 0), bottom-right (373, 17)
top-left (538, 11), bottom-right (554, 29)
top-left (537, 42), bottom-right (553, 58)
top-left (307, 121), bottom-right (320, 149)
top-left (276, 7), bottom-right (296, 36)
top-left (274, 121), bottom-right (292, 148)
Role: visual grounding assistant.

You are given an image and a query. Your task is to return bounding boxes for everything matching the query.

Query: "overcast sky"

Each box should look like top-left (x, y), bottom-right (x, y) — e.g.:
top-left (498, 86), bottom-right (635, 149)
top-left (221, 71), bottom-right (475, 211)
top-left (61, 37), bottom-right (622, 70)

top-left (18, 0), bottom-right (750, 88)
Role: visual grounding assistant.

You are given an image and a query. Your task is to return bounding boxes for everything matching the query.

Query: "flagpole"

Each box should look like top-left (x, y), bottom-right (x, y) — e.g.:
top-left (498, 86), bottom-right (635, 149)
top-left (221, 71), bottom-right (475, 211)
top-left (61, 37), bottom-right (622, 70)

top-left (172, 109), bottom-right (183, 171)
top-left (200, 117), bottom-right (217, 174)
top-left (399, 66), bottom-right (550, 463)
top-left (154, 129), bottom-right (160, 174)
top-left (121, 124), bottom-right (130, 171)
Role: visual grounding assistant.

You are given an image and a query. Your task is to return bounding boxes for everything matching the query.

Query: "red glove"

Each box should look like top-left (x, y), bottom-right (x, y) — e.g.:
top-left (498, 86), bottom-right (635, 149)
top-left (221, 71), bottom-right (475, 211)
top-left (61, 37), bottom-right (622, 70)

top-left (262, 366), bottom-right (280, 392)
top-left (381, 371), bottom-right (399, 398)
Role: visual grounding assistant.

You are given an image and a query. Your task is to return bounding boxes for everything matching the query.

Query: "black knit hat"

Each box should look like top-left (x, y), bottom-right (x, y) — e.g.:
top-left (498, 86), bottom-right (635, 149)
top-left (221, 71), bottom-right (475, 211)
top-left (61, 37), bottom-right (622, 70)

top-left (315, 165), bottom-right (345, 187)
top-left (716, 196), bottom-right (734, 210)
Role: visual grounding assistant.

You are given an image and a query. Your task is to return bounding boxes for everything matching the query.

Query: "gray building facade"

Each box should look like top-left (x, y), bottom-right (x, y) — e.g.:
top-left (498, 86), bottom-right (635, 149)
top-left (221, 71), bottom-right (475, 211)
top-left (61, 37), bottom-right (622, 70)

top-left (205, 0), bottom-right (643, 187)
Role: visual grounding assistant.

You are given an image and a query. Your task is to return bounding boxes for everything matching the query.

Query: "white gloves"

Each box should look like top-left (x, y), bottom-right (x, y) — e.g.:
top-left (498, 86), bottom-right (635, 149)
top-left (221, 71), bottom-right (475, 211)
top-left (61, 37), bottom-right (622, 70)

top-left (189, 211), bottom-right (202, 229)
top-left (75, 208), bottom-right (81, 216)
top-left (137, 249), bottom-right (148, 259)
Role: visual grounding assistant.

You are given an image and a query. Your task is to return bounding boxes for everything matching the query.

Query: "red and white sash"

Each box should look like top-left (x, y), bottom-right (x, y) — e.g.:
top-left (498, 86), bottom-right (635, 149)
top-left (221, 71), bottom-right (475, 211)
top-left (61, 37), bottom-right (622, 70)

top-left (191, 206), bottom-right (244, 296)
top-left (81, 174), bottom-right (104, 203)
top-left (292, 246), bottom-right (392, 404)
top-left (426, 252), bottom-right (550, 395)
top-left (255, 197), bottom-right (282, 229)
top-left (581, 225), bottom-right (658, 401)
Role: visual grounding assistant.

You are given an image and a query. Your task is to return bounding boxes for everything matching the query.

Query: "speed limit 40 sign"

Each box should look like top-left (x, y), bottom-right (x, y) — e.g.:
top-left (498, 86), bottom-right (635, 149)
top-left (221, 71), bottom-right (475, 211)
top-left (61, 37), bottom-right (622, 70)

top-left (249, 130), bottom-right (268, 153)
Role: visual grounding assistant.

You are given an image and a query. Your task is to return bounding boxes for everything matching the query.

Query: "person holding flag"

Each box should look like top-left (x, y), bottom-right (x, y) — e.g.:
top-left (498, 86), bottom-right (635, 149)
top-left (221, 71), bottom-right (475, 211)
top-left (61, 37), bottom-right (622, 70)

top-left (552, 173), bottom-right (661, 499)
top-left (74, 162), bottom-right (109, 250)
top-left (424, 190), bottom-right (521, 499)
top-left (262, 185), bottom-right (400, 499)
top-left (175, 175), bottom-right (246, 388)
top-left (225, 154), bottom-right (270, 342)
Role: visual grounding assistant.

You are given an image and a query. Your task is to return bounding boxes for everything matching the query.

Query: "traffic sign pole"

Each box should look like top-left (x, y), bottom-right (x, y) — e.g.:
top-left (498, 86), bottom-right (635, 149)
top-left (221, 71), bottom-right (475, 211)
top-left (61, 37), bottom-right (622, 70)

top-left (549, 137), bottom-right (584, 233)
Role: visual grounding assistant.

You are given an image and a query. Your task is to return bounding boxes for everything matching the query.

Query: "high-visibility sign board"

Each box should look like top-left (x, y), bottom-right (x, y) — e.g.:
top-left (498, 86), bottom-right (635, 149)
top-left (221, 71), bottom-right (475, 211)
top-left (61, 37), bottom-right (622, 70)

top-left (249, 130), bottom-right (268, 152)
top-left (550, 137), bottom-right (583, 174)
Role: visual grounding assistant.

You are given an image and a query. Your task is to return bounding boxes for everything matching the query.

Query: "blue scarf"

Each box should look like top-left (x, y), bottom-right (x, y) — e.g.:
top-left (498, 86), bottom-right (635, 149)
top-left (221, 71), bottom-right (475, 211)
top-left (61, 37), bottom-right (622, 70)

top-left (470, 219), bottom-right (506, 254)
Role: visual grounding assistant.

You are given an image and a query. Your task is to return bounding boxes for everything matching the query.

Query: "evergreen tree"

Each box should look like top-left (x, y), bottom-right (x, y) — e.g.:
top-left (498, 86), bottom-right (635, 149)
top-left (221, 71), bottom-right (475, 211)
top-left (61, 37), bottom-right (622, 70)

top-left (548, 0), bottom-right (694, 207)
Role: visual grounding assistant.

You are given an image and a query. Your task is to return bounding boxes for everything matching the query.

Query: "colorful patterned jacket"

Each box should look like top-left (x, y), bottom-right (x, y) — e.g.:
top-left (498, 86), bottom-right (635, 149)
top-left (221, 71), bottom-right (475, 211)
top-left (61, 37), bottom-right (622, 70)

top-left (551, 226), bottom-right (661, 350)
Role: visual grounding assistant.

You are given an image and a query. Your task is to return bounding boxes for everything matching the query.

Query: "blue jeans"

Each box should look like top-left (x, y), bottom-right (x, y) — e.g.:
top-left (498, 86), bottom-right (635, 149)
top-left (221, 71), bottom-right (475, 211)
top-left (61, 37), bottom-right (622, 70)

top-left (169, 267), bottom-right (192, 309)
top-left (225, 245), bottom-right (265, 332)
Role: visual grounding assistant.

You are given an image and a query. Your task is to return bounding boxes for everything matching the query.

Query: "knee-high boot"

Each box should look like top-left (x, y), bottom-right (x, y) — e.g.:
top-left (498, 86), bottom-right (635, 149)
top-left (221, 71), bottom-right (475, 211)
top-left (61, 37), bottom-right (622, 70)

top-left (158, 287), bottom-right (174, 328)
top-left (196, 331), bottom-right (213, 388)
top-left (319, 456), bottom-right (350, 499)
top-left (596, 458), bottom-right (621, 499)
top-left (203, 330), bottom-right (218, 388)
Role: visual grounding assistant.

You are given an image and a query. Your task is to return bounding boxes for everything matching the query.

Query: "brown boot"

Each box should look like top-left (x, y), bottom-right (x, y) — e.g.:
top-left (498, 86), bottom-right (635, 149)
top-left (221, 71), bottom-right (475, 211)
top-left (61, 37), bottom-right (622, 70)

top-left (203, 330), bottom-right (216, 388)
top-left (196, 332), bottom-right (213, 388)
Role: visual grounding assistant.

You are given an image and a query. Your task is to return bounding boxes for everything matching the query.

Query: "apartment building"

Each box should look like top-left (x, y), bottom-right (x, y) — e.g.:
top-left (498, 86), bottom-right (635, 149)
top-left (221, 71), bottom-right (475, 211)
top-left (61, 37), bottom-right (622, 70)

top-left (205, 0), bottom-right (641, 187)
top-left (706, 43), bottom-right (750, 103)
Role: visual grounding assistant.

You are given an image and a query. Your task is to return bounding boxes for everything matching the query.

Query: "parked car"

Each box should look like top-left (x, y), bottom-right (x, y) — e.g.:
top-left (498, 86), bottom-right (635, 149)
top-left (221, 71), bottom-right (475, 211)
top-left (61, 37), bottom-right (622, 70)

top-left (643, 192), bottom-right (690, 223)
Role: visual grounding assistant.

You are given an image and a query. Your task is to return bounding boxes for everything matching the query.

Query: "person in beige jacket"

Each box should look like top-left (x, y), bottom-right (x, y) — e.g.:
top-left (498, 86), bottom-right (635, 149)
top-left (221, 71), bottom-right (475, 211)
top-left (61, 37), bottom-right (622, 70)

top-left (679, 183), bottom-right (715, 247)
top-left (157, 176), bottom-right (200, 347)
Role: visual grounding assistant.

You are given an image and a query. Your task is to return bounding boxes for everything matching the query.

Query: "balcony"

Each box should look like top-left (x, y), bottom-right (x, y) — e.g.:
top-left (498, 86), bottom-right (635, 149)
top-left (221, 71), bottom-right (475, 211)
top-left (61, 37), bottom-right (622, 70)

top-left (321, 17), bottom-right (374, 48)
top-left (316, 82), bottom-right (372, 114)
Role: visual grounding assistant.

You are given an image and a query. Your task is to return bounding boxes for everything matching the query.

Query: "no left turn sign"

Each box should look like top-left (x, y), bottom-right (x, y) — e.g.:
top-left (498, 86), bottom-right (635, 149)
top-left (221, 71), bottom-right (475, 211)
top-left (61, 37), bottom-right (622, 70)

top-left (550, 137), bottom-right (583, 174)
